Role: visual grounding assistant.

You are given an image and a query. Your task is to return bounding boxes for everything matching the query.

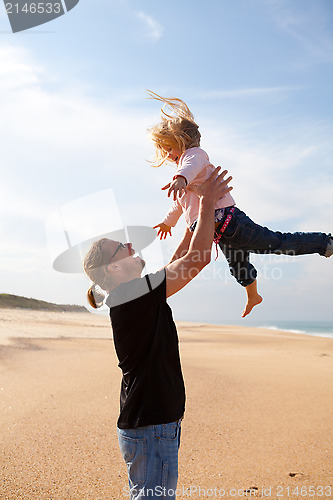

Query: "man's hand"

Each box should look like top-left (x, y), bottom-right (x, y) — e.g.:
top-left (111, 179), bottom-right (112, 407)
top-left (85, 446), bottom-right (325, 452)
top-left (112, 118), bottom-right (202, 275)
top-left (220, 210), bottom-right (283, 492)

top-left (164, 167), bottom-right (233, 298)
top-left (153, 223), bottom-right (172, 240)
top-left (161, 176), bottom-right (187, 201)
top-left (188, 167), bottom-right (232, 202)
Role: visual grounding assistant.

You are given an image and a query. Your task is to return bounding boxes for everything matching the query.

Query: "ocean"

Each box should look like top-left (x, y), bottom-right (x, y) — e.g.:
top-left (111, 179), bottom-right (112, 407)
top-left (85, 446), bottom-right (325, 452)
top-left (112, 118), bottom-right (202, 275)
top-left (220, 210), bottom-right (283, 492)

top-left (228, 319), bottom-right (333, 339)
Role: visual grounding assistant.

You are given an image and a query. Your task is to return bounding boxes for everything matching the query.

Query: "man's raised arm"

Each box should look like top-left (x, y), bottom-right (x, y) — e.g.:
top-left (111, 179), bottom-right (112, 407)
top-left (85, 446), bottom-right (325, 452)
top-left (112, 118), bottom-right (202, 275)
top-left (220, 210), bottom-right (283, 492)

top-left (165, 168), bottom-right (232, 298)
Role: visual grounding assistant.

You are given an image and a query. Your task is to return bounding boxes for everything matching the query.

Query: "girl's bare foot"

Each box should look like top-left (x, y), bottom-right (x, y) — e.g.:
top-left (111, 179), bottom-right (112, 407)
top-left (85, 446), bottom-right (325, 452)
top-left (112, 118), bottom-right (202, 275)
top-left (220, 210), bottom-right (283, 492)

top-left (242, 294), bottom-right (263, 318)
top-left (325, 236), bottom-right (333, 257)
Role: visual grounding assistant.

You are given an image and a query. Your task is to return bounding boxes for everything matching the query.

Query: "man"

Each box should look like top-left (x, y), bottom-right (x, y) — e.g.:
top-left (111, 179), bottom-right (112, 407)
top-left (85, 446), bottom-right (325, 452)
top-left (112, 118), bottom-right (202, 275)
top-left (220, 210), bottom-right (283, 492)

top-left (83, 168), bottom-right (232, 499)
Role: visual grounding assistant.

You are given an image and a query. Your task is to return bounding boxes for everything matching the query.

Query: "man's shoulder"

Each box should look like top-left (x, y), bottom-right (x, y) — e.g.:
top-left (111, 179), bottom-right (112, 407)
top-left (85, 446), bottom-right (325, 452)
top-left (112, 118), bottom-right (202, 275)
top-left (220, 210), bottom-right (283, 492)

top-left (106, 269), bottom-right (166, 308)
top-left (146, 268), bottom-right (166, 290)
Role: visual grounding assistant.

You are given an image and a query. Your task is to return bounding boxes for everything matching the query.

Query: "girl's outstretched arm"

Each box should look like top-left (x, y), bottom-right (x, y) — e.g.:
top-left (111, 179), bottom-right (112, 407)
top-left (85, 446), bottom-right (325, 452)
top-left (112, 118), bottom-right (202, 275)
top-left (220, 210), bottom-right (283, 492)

top-left (161, 198), bottom-right (183, 228)
top-left (168, 228), bottom-right (193, 263)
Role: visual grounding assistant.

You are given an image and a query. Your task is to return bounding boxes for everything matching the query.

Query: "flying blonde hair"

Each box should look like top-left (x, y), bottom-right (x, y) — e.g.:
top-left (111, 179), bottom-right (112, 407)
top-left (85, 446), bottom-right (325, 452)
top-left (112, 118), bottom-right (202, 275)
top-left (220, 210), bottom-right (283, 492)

top-left (147, 90), bottom-right (201, 167)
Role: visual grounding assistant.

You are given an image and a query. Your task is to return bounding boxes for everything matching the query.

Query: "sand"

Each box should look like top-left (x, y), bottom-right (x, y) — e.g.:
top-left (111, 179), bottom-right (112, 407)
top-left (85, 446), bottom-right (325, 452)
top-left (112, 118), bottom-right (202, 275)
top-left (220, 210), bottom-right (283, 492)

top-left (0, 310), bottom-right (332, 499)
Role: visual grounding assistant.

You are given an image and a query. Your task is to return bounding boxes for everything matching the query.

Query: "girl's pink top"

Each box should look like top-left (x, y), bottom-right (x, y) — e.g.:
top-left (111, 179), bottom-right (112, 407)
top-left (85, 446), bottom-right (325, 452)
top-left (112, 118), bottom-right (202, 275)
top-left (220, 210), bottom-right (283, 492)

top-left (162, 147), bottom-right (235, 228)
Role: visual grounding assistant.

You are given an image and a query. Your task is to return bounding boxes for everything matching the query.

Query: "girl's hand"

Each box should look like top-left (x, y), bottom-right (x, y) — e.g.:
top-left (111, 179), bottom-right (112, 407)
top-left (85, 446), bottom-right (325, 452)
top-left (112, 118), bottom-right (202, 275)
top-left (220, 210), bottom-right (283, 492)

top-left (162, 176), bottom-right (187, 201)
top-left (153, 223), bottom-right (172, 240)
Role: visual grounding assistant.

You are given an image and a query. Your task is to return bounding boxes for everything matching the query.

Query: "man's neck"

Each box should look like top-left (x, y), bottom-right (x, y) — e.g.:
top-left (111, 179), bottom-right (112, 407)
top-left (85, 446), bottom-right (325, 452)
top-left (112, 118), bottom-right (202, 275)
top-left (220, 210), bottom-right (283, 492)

top-left (109, 272), bottom-right (142, 291)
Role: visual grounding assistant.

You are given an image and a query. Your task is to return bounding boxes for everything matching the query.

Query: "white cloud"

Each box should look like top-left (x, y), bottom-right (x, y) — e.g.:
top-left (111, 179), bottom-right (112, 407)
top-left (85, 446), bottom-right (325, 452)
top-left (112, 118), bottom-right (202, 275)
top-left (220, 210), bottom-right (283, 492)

top-left (0, 45), bottom-right (153, 202)
top-left (200, 115), bottom-right (333, 233)
top-left (0, 186), bottom-right (45, 224)
top-left (0, 45), bottom-right (43, 90)
top-left (0, 44), bottom-right (154, 302)
top-left (136, 11), bottom-right (164, 42)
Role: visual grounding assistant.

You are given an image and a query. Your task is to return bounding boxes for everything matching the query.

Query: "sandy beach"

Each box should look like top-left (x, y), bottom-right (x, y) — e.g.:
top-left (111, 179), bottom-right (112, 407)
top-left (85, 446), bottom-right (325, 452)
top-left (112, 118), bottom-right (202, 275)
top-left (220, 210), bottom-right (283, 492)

top-left (1, 310), bottom-right (332, 499)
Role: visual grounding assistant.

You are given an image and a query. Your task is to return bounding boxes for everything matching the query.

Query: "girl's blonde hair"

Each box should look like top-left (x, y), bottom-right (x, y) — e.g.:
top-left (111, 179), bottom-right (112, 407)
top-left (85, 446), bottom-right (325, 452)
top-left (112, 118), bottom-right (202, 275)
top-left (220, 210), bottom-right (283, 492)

top-left (83, 238), bottom-right (114, 309)
top-left (147, 90), bottom-right (201, 167)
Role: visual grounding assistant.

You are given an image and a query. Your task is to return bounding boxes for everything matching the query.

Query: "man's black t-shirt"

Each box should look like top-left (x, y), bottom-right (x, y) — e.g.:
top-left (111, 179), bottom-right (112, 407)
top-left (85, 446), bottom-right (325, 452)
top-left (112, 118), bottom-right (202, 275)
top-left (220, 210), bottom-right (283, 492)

top-left (106, 269), bottom-right (186, 429)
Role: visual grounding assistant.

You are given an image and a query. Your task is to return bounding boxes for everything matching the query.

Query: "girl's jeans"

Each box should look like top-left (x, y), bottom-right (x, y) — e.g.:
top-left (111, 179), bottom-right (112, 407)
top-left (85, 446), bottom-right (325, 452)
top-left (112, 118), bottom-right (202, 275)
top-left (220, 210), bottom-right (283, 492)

top-left (117, 420), bottom-right (182, 500)
top-left (217, 207), bottom-right (330, 287)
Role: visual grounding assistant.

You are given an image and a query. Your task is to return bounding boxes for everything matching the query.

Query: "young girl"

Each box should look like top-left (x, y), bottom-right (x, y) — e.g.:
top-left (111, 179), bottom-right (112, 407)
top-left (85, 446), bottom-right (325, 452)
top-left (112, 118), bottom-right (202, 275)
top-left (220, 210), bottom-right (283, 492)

top-left (148, 91), bottom-right (333, 317)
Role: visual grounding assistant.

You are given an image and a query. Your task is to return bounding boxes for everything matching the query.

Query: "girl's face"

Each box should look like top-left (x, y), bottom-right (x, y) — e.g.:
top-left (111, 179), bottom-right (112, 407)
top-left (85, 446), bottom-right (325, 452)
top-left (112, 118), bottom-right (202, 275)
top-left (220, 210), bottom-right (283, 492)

top-left (164, 146), bottom-right (181, 164)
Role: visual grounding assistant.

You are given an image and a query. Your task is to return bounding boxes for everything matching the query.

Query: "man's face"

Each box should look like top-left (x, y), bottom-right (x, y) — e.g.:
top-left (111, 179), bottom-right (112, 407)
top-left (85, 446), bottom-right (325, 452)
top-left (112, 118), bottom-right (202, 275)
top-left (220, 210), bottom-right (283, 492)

top-left (103, 239), bottom-right (145, 274)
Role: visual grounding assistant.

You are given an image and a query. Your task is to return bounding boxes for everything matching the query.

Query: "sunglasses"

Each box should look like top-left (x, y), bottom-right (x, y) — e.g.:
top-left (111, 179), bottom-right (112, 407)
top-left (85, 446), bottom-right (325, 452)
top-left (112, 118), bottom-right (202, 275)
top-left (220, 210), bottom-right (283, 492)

top-left (109, 242), bottom-right (126, 263)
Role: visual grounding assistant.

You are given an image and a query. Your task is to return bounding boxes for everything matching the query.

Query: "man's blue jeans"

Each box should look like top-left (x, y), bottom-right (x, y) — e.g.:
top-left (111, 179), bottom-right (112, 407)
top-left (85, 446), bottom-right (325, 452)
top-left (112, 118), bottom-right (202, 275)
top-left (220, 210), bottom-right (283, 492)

top-left (217, 207), bottom-right (330, 287)
top-left (117, 420), bottom-right (182, 500)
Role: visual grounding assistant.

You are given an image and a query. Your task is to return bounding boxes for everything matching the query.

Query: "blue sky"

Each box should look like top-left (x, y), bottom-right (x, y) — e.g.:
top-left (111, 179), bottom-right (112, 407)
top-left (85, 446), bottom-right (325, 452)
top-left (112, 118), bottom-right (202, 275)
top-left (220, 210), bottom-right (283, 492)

top-left (0, 0), bottom-right (332, 324)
